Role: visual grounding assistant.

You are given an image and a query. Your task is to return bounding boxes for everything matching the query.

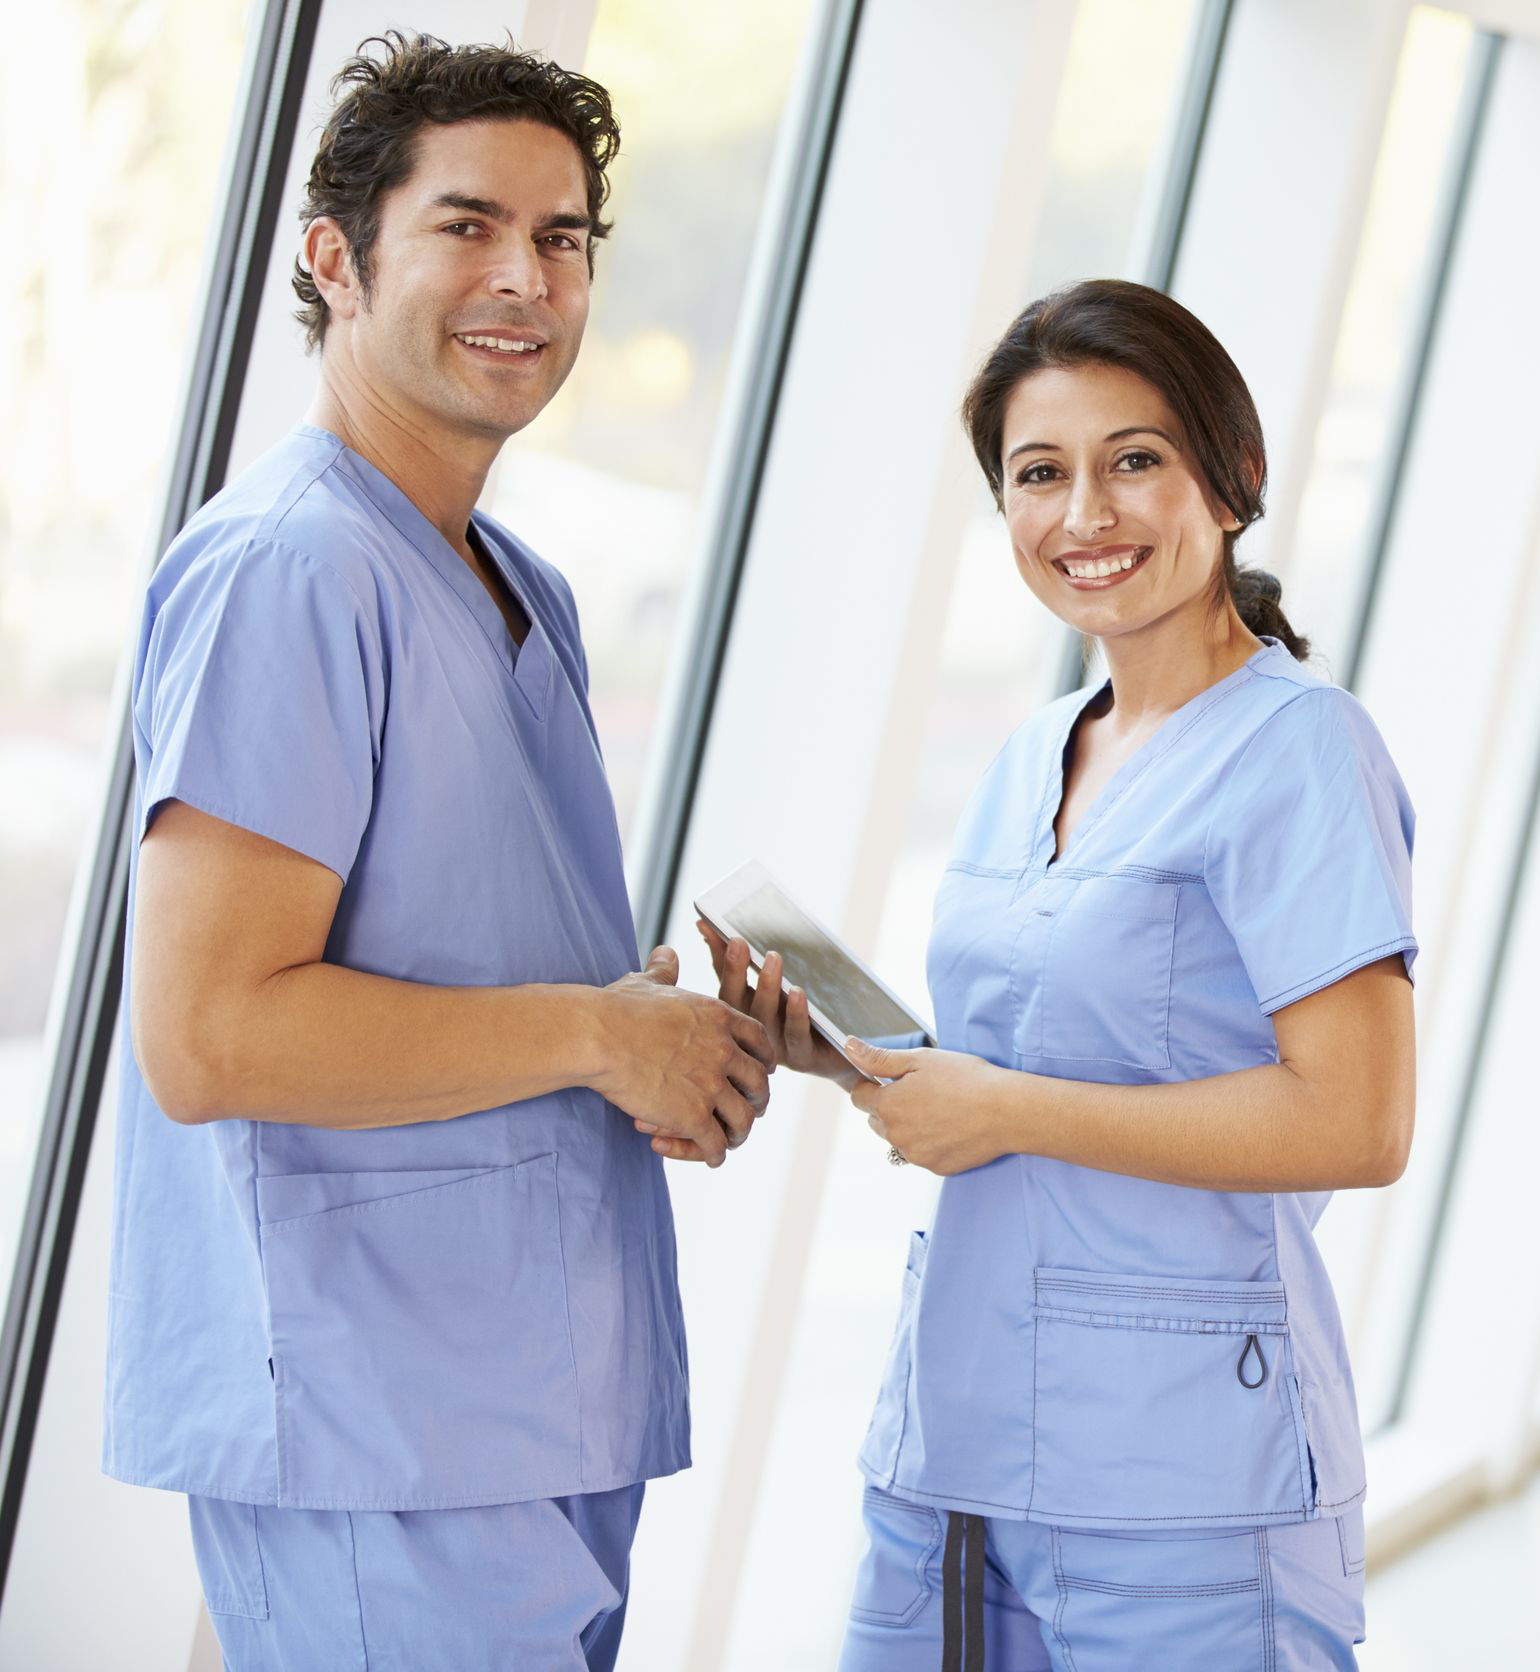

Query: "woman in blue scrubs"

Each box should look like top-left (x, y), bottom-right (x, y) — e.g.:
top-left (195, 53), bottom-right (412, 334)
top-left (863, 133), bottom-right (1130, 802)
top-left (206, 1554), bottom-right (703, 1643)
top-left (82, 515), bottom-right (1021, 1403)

top-left (695, 280), bottom-right (1415, 1668)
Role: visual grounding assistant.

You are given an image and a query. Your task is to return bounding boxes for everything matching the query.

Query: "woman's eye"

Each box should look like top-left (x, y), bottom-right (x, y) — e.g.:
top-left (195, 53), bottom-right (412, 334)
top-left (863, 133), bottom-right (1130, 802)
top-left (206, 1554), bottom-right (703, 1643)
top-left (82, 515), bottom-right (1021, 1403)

top-left (1116, 450), bottom-right (1160, 471)
top-left (1016, 462), bottom-right (1060, 486)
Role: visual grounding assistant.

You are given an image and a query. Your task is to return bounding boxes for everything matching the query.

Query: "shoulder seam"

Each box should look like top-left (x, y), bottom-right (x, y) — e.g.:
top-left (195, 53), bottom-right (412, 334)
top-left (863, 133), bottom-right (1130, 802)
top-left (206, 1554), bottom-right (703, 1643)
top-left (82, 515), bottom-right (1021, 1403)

top-left (1200, 684), bottom-right (1349, 878)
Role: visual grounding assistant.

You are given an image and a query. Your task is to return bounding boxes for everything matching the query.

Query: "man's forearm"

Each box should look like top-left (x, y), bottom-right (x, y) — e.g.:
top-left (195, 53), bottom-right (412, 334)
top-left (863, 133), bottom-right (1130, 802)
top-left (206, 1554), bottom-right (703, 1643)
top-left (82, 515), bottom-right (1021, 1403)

top-left (160, 962), bottom-right (607, 1128)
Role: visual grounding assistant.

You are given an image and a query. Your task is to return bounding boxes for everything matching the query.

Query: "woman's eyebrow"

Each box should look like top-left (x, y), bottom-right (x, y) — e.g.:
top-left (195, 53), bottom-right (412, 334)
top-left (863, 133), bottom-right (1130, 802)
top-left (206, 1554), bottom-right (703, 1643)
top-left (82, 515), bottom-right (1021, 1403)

top-left (1005, 425), bottom-right (1178, 463)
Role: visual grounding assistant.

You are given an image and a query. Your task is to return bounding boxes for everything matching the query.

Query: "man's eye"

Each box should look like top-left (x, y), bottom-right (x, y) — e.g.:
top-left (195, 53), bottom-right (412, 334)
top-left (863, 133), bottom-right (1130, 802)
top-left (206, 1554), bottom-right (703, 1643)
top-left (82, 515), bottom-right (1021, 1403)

top-left (442, 222), bottom-right (481, 237)
top-left (541, 234), bottom-right (583, 252)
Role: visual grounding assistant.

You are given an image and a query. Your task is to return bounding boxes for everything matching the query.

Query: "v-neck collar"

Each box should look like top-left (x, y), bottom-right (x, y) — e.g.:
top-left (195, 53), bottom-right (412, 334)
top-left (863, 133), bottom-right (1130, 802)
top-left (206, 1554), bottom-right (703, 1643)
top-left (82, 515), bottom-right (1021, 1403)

top-left (1039, 638), bottom-right (1283, 871)
top-left (305, 426), bottom-right (552, 716)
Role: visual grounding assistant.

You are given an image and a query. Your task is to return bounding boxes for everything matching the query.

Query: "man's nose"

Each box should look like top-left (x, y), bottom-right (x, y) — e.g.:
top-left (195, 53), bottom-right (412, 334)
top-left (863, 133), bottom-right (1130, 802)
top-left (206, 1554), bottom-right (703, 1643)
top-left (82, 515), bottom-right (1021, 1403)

top-left (488, 237), bottom-right (547, 303)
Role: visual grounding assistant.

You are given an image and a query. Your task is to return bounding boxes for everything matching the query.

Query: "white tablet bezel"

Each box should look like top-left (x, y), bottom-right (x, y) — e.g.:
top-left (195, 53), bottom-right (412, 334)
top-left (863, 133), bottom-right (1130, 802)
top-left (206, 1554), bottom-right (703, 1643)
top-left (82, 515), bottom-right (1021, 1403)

top-left (693, 860), bottom-right (936, 1079)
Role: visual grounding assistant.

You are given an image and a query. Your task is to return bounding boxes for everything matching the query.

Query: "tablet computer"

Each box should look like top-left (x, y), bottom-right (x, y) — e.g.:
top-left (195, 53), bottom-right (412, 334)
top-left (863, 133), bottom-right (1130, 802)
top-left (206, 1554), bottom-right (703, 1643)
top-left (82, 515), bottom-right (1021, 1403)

top-left (693, 861), bottom-right (936, 1076)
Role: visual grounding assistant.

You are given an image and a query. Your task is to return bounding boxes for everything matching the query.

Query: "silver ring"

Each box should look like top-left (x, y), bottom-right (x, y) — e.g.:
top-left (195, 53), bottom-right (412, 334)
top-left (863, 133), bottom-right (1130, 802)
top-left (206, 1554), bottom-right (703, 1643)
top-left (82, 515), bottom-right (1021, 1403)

top-left (887, 1145), bottom-right (908, 1167)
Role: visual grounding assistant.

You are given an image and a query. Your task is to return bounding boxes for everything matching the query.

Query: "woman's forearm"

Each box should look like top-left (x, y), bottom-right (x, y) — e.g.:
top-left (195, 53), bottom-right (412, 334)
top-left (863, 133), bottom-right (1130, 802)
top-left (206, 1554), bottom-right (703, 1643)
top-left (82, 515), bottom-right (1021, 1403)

top-left (992, 1059), bottom-right (1406, 1192)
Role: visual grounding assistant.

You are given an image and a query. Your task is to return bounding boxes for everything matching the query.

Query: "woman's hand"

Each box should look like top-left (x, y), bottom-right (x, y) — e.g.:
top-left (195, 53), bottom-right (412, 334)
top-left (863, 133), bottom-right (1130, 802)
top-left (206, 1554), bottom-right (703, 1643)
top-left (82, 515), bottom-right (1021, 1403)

top-left (697, 922), bottom-right (862, 1090)
top-left (845, 1038), bottom-right (1014, 1176)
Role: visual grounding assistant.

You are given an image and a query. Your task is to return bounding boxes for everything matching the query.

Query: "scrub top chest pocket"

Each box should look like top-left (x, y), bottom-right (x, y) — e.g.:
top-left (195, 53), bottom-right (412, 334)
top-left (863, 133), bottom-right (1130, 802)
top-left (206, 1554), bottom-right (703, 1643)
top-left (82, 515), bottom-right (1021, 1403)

top-left (1015, 873), bottom-right (1178, 1071)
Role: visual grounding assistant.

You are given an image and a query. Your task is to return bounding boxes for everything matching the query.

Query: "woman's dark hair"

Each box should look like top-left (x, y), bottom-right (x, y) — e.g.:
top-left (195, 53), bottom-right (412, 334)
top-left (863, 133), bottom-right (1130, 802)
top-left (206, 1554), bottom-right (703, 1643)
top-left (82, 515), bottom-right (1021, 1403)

top-left (962, 279), bottom-right (1309, 660)
top-left (292, 32), bottom-right (621, 352)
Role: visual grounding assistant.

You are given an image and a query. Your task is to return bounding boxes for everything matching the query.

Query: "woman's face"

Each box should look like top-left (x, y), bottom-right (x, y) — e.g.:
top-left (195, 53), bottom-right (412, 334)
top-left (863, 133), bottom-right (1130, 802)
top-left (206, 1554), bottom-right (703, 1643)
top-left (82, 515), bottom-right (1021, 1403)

top-left (999, 362), bottom-right (1239, 645)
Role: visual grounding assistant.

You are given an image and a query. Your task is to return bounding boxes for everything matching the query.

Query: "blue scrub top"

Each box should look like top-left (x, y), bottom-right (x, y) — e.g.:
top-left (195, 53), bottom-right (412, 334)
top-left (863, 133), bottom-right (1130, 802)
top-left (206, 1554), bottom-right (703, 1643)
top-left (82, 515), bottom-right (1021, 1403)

top-left (104, 426), bottom-right (690, 1511)
top-left (860, 640), bottom-right (1416, 1530)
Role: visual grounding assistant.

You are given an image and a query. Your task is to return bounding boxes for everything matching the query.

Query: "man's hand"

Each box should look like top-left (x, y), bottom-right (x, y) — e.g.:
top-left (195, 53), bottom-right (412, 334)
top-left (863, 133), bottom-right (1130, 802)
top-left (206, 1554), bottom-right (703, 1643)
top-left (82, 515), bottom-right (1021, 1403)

top-left (590, 947), bottom-right (776, 1167)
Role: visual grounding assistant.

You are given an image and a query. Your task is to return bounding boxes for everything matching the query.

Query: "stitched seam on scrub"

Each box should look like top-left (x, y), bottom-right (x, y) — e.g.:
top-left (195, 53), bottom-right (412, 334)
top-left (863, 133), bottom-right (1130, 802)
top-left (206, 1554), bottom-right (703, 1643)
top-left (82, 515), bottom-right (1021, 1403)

top-left (1069, 673), bottom-right (1254, 847)
top-left (550, 1153), bottom-right (585, 1488)
top-left (1259, 936), bottom-right (1417, 1014)
top-left (1316, 1483), bottom-right (1368, 1511)
top-left (1049, 863), bottom-right (1203, 885)
top-left (1258, 1528), bottom-right (1276, 1672)
top-left (946, 860), bottom-right (1019, 879)
top-left (1030, 1506), bottom-right (1319, 1523)
top-left (1061, 1578), bottom-right (1260, 1598)
top-left (1036, 1281), bottom-right (1285, 1303)
top-left (1050, 1529), bottom-right (1079, 1672)
top-left (260, 1167), bottom-right (518, 1231)
top-left (1035, 1312), bottom-right (1287, 1335)
top-left (346, 1510), bottom-right (372, 1671)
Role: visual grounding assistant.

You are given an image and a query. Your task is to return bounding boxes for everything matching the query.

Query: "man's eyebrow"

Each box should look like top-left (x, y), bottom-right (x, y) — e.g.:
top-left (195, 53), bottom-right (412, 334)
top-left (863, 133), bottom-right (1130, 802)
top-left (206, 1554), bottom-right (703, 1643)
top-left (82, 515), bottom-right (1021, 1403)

top-left (1005, 425), bottom-right (1178, 463)
top-left (431, 192), bottom-right (515, 223)
top-left (428, 193), bottom-right (592, 235)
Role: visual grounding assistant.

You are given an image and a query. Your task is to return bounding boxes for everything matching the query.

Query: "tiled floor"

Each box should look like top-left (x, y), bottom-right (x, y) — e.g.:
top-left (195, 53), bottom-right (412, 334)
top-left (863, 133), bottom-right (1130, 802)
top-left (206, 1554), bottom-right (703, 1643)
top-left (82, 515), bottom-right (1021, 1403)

top-left (1360, 1473), bottom-right (1540, 1668)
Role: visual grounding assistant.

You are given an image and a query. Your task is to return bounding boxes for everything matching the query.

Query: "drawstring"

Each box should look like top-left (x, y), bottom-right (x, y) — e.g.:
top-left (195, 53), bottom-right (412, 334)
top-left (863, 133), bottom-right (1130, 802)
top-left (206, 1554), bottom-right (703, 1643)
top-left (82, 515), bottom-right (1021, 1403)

top-left (941, 1511), bottom-right (986, 1672)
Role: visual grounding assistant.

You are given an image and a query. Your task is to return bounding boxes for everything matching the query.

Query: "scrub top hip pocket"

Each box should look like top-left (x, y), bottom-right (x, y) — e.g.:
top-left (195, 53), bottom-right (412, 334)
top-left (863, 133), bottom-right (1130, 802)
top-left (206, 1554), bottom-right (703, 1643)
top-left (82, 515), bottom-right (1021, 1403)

top-left (1031, 875), bottom-right (1177, 1070)
top-left (1029, 1267), bottom-right (1312, 1526)
top-left (259, 1154), bottom-right (580, 1508)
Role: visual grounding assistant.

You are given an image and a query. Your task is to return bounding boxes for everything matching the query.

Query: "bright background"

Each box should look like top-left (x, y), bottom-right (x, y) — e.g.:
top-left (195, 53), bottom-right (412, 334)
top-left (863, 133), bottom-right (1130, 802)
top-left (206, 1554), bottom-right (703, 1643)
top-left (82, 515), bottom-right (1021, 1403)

top-left (3, 1), bottom-right (1539, 1667)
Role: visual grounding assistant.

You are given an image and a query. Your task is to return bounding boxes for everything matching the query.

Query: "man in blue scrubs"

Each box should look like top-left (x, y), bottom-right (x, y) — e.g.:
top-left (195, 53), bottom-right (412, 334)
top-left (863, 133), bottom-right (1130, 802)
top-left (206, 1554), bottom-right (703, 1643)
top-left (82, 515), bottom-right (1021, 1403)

top-left (105, 35), bottom-right (773, 1670)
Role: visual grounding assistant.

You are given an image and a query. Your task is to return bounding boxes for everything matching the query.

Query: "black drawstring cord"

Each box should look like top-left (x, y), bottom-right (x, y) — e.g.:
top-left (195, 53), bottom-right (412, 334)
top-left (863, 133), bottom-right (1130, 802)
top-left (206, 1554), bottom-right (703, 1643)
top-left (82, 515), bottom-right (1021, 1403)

top-left (941, 1511), bottom-right (987, 1671)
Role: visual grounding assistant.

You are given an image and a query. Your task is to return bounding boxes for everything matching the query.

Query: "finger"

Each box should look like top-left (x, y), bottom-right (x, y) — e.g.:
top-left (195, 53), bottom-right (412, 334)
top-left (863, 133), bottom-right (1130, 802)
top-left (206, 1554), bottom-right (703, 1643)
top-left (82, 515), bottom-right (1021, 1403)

top-left (713, 1086), bottom-right (757, 1148)
top-left (718, 936), bottom-right (755, 1011)
top-left (651, 1134), bottom-right (720, 1167)
top-left (843, 1037), bottom-right (917, 1082)
top-left (725, 1048), bottom-right (772, 1116)
top-left (749, 950), bottom-right (787, 1038)
top-left (866, 1111), bottom-right (888, 1140)
top-left (849, 1079), bottom-right (880, 1116)
top-left (784, 985), bottom-right (817, 1065)
top-left (728, 1010), bottom-right (777, 1073)
top-left (697, 920), bottom-right (728, 982)
top-left (643, 945), bottom-right (680, 986)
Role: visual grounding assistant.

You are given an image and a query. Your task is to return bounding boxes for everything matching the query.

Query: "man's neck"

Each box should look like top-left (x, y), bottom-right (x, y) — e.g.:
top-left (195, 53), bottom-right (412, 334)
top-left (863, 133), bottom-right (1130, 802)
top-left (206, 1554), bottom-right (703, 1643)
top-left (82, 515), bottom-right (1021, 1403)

top-left (306, 360), bottom-right (501, 559)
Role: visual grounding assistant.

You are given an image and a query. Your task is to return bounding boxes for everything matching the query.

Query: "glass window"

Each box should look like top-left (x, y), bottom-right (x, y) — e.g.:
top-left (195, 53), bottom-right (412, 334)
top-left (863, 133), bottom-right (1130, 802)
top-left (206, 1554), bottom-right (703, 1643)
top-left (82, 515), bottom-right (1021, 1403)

top-left (1278, 5), bottom-right (1477, 674)
top-left (483, 0), bottom-right (816, 837)
top-left (0, 0), bottom-right (247, 1295)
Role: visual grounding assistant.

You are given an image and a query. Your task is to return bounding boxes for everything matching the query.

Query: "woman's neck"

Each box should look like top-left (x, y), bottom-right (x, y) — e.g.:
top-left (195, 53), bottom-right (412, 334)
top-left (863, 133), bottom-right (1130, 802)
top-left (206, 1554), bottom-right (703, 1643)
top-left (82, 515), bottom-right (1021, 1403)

top-left (1096, 605), bottom-right (1262, 733)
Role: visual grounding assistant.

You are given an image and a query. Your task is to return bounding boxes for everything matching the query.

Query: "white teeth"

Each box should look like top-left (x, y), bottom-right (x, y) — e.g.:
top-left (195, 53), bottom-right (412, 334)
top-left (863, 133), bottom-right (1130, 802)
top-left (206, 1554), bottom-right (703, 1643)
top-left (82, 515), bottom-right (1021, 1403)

top-left (1063, 550), bottom-right (1146, 580)
top-left (459, 334), bottom-right (536, 353)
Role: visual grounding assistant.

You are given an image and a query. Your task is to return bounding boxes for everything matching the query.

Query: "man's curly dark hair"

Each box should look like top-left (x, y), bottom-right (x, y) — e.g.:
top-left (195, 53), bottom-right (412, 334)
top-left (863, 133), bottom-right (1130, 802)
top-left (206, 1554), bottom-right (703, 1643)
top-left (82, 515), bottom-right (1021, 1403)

top-left (292, 32), bottom-right (621, 352)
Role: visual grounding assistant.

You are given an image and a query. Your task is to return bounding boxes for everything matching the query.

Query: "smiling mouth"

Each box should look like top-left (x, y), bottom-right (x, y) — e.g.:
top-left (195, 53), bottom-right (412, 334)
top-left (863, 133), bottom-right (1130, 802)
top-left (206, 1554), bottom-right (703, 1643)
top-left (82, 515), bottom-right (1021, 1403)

top-left (453, 332), bottom-right (545, 359)
top-left (1053, 546), bottom-right (1152, 587)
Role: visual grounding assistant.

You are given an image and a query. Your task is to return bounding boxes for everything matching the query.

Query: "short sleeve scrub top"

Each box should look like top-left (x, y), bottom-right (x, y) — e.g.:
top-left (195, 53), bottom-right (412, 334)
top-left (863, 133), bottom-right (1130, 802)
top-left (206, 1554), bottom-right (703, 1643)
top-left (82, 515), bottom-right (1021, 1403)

top-left (858, 639), bottom-right (1416, 1531)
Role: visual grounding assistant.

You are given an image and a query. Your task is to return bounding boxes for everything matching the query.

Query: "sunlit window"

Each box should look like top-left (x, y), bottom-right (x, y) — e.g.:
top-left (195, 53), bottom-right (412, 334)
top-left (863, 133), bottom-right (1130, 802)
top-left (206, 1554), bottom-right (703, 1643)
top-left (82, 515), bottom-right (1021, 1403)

top-left (0, 0), bottom-right (246, 1295)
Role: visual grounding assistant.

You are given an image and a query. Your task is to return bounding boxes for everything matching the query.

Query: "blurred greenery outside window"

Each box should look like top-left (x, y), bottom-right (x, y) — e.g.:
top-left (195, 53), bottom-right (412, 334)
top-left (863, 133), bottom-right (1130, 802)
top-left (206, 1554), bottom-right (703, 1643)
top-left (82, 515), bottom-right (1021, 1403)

top-left (0, 1), bottom-right (247, 1282)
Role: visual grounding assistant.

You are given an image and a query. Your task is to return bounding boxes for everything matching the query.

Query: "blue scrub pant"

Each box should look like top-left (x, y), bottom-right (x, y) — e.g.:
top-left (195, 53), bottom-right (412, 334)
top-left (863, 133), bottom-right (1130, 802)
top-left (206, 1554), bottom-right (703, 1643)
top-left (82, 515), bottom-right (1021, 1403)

top-left (187, 1484), bottom-right (644, 1670)
top-left (839, 1484), bottom-right (1366, 1671)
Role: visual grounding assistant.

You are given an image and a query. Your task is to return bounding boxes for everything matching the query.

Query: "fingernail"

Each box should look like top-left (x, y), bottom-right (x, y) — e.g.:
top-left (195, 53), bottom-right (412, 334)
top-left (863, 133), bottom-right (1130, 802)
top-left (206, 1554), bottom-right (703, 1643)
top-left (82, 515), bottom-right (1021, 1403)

top-left (635, 1122), bottom-right (658, 1134)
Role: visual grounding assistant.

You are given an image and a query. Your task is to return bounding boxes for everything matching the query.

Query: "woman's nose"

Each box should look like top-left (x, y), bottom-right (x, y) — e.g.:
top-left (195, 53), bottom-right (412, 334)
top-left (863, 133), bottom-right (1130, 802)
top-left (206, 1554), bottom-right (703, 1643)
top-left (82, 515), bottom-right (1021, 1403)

top-left (1063, 479), bottom-right (1115, 542)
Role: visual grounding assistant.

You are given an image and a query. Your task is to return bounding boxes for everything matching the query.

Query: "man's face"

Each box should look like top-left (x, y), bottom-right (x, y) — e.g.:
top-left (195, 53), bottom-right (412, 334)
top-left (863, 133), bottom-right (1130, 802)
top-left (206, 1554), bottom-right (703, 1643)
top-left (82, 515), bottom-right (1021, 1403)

top-left (342, 118), bottom-right (593, 442)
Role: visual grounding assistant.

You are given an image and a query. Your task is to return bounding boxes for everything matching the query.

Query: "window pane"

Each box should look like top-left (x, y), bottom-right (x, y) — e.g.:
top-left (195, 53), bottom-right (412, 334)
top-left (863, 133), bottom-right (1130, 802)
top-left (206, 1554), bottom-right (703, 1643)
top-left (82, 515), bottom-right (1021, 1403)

top-left (483, 0), bottom-right (816, 838)
top-left (0, 0), bottom-right (247, 1292)
top-left (1279, 5), bottom-right (1476, 673)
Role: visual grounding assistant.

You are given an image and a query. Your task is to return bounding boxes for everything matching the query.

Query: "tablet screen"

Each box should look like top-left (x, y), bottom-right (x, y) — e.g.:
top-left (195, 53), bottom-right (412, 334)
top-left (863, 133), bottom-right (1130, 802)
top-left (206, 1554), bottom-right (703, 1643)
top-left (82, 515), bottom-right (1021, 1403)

top-left (725, 879), bottom-right (927, 1043)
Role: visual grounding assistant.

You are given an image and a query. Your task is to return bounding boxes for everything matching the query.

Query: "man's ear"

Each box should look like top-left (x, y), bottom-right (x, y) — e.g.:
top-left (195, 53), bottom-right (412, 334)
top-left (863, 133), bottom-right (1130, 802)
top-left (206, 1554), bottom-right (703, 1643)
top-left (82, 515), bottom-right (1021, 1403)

top-left (302, 217), bottom-right (363, 326)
